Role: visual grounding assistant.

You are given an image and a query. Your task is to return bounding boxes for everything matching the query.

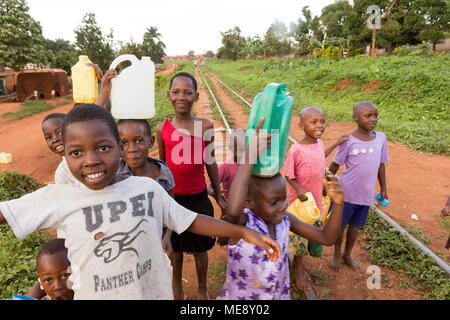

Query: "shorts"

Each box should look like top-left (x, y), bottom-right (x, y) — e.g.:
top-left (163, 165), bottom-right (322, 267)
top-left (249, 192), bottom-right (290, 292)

top-left (341, 202), bottom-right (370, 227)
top-left (170, 189), bottom-right (216, 253)
top-left (289, 221), bottom-right (322, 257)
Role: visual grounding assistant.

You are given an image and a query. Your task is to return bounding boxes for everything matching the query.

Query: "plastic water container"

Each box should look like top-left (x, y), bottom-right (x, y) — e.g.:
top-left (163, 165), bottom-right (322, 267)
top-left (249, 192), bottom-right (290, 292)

top-left (109, 55), bottom-right (155, 119)
top-left (0, 152), bottom-right (12, 164)
top-left (71, 55), bottom-right (98, 104)
top-left (246, 83), bottom-right (293, 177)
top-left (287, 193), bottom-right (320, 228)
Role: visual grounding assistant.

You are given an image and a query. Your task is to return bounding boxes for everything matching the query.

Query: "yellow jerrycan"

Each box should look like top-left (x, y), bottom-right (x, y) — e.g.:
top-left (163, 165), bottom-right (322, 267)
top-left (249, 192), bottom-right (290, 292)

top-left (287, 192), bottom-right (320, 236)
top-left (71, 55), bottom-right (98, 103)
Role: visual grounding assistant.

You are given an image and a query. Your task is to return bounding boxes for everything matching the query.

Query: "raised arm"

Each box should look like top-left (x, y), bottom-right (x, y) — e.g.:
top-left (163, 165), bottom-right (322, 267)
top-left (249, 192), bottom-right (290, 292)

top-left (325, 134), bottom-right (349, 158)
top-left (94, 69), bottom-right (117, 111)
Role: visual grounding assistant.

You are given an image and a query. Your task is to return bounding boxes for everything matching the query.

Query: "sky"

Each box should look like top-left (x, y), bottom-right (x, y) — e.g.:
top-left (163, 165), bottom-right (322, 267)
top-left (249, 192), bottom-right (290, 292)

top-left (27, 0), bottom-right (337, 56)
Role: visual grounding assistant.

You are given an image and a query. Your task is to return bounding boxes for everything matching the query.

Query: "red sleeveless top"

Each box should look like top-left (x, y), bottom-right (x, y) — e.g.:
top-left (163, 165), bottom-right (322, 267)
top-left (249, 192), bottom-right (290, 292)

top-left (161, 119), bottom-right (206, 195)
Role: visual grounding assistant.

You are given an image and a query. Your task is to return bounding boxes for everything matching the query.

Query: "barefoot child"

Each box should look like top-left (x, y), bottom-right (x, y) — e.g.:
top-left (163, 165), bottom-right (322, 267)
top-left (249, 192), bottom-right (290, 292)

top-left (0, 104), bottom-right (280, 300)
top-left (156, 72), bottom-right (227, 300)
top-left (218, 118), bottom-right (345, 300)
top-left (329, 101), bottom-right (389, 271)
top-left (28, 239), bottom-right (74, 300)
top-left (283, 107), bottom-right (348, 290)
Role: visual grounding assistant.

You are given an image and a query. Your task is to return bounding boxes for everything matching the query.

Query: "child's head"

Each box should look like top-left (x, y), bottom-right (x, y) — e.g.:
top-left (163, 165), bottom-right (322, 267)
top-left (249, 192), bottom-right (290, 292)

top-left (167, 72), bottom-right (199, 113)
top-left (42, 113), bottom-right (65, 156)
top-left (353, 101), bottom-right (378, 131)
top-left (299, 107), bottom-right (326, 140)
top-left (228, 129), bottom-right (246, 163)
top-left (117, 119), bottom-right (154, 170)
top-left (62, 104), bottom-right (121, 190)
top-left (36, 239), bottom-right (74, 300)
top-left (247, 173), bottom-right (288, 225)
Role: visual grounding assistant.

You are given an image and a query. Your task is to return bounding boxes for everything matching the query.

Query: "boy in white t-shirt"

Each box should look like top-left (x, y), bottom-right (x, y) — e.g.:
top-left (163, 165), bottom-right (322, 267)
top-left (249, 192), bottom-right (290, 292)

top-left (0, 104), bottom-right (280, 300)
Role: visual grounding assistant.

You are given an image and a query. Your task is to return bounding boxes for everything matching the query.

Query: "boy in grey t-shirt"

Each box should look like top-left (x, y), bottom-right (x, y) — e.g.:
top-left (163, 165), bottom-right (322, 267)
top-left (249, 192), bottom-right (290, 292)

top-left (0, 104), bottom-right (280, 300)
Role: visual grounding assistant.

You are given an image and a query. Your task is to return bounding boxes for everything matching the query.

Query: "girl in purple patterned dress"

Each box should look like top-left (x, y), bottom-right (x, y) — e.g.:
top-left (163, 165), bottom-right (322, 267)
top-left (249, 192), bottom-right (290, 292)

top-left (218, 118), bottom-right (346, 300)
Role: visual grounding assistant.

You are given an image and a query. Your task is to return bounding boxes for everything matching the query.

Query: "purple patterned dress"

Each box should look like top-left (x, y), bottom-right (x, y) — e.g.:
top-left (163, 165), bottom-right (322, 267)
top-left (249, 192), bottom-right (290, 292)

top-left (217, 208), bottom-right (291, 300)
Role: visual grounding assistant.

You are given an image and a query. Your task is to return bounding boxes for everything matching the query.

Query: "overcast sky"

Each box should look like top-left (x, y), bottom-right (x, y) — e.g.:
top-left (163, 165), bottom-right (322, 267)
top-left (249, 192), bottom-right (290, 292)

top-left (27, 0), bottom-right (337, 56)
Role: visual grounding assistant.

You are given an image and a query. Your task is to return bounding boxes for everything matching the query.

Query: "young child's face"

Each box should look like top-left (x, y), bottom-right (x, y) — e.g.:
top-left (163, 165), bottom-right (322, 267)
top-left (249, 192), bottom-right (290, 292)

top-left (167, 76), bottom-right (199, 113)
top-left (248, 176), bottom-right (288, 225)
top-left (300, 109), bottom-right (326, 140)
top-left (118, 122), bottom-right (155, 170)
top-left (37, 252), bottom-right (74, 300)
top-left (353, 104), bottom-right (378, 131)
top-left (42, 118), bottom-right (65, 156)
top-left (64, 119), bottom-right (120, 190)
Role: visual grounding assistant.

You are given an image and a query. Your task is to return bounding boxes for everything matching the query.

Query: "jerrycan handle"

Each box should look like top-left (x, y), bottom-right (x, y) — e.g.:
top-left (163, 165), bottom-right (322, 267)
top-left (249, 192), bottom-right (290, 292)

top-left (109, 54), bottom-right (140, 71)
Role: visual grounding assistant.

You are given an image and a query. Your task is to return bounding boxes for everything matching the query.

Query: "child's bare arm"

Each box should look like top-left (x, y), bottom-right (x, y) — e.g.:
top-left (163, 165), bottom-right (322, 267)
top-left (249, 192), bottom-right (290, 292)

top-left (325, 134), bottom-right (349, 158)
top-left (289, 172), bottom-right (344, 245)
top-left (328, 161), bottom-right (340, 175)
top-left (226, 118), bottom-right (271, 225)
top-left (155, 123), bottom-right (166, 162)
top-left (285, 176), bottom-right (309, 202)
top-left (95, 69), bottom-right (117, 111)
top-left (204, 120), bottom-right (226, 210)
top-left (377, 163), bottom-right (388, 200)
top-left (186, 214), bottom-right (280, 261)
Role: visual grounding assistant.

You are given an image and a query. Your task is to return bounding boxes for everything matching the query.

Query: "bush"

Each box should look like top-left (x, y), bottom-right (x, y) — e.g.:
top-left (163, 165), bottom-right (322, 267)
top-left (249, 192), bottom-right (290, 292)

top-left (0, 170), bottom-right (51, 300)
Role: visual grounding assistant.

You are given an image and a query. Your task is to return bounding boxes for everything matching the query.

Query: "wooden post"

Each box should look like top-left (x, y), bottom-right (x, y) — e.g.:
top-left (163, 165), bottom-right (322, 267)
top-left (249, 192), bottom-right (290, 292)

top-left (371, 28), bottom-right (377, 58)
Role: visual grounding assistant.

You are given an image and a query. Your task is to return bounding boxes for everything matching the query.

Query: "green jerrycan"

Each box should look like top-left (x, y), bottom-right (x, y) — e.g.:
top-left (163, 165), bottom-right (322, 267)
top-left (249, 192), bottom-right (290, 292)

top-left (246, 83), bottom-right (293, 177)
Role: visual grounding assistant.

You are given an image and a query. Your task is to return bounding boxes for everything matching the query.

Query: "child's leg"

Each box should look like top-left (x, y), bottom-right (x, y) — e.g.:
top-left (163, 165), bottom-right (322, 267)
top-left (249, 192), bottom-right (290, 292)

top-left (193, 251), bottom-right (209, 299)
top-left (342, 205), bottom-right (370, 271)
top-left (343, 225), bottom-right (360, 270)
top-left (330, 227), bottom-right (345, 270)
top-left (170, 251), bottom-right (184, 300)
top-left (293, 255), bottom-right (310, 291)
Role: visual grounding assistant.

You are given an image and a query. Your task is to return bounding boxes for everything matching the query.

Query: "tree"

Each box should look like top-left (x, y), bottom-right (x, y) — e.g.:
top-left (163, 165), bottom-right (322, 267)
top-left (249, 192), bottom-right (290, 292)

top-left (216, 27), bottom-right (245, 60)
top-left (294, 6), bottom-right (324, 55)
top-left (74, 13), bottom-right (115, 72)
top-left (44, 38), bottom-right (78, 75)
top-left (141, 26), bottom-right (166, 63)
top-left (416, 0), bottom-right (450, 51)
top-left (204, 50), bottom-right (215, 58)
top-left (0, 0), bottom-right (52, 71)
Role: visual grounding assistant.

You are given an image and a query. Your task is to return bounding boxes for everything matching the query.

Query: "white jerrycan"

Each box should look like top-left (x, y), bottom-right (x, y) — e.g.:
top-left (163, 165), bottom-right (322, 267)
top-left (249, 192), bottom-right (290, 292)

top-left (109, 54), bottom-right (155, 119)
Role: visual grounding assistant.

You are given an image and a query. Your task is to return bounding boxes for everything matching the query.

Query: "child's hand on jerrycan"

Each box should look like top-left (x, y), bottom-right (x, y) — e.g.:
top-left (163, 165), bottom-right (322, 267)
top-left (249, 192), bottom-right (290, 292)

top-left (246, 117), bottom-right (272, 164)
top-left (323, 169), bottom-right (344, 206)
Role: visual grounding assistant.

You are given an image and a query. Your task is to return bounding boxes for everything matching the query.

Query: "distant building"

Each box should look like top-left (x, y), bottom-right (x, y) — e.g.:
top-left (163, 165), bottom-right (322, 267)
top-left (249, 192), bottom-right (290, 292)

top-left (16, 68), bottom-right (70, 101)
top-left (0, 67), bottom-right (17, 95)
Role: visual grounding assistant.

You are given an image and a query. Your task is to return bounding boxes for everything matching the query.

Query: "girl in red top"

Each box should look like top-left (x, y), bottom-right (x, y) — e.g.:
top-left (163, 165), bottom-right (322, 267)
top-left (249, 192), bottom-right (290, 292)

top-left (156, 72), bottom-right (225, 300)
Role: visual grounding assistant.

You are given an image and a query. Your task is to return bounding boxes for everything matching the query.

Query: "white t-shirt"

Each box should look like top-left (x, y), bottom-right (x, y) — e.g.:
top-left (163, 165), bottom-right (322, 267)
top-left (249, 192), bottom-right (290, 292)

top-left (0, 176), bottom-right (197, 300)
top-left (54, 157), bottom-right (80, 186)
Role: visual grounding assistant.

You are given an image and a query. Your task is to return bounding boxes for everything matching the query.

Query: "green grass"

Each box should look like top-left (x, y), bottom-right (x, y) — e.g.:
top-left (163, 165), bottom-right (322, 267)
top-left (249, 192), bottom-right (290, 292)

top-left (0, 170), bottom-right (51, 299)
top-left (204, 54), bottom-right (450, 155)
top-left (362, 208), bottom-right (450, 300)
top-left (1, 100), bottom-right (54, 120)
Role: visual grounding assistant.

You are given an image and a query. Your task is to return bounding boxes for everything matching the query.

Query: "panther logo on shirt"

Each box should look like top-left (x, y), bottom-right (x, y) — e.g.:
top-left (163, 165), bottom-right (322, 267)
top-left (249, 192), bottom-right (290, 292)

top-left (93, 219), bottom-right (149, 263)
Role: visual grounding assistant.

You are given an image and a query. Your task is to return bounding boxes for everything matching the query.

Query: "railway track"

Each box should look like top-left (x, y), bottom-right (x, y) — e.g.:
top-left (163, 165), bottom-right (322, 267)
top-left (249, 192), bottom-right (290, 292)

top-left (197, 64), bottom-right (450, 281)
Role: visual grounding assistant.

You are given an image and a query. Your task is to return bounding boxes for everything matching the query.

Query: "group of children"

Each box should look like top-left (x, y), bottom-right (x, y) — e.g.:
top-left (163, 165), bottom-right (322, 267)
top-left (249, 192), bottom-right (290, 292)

top-left (0, 68), bottom-right (389, 300)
